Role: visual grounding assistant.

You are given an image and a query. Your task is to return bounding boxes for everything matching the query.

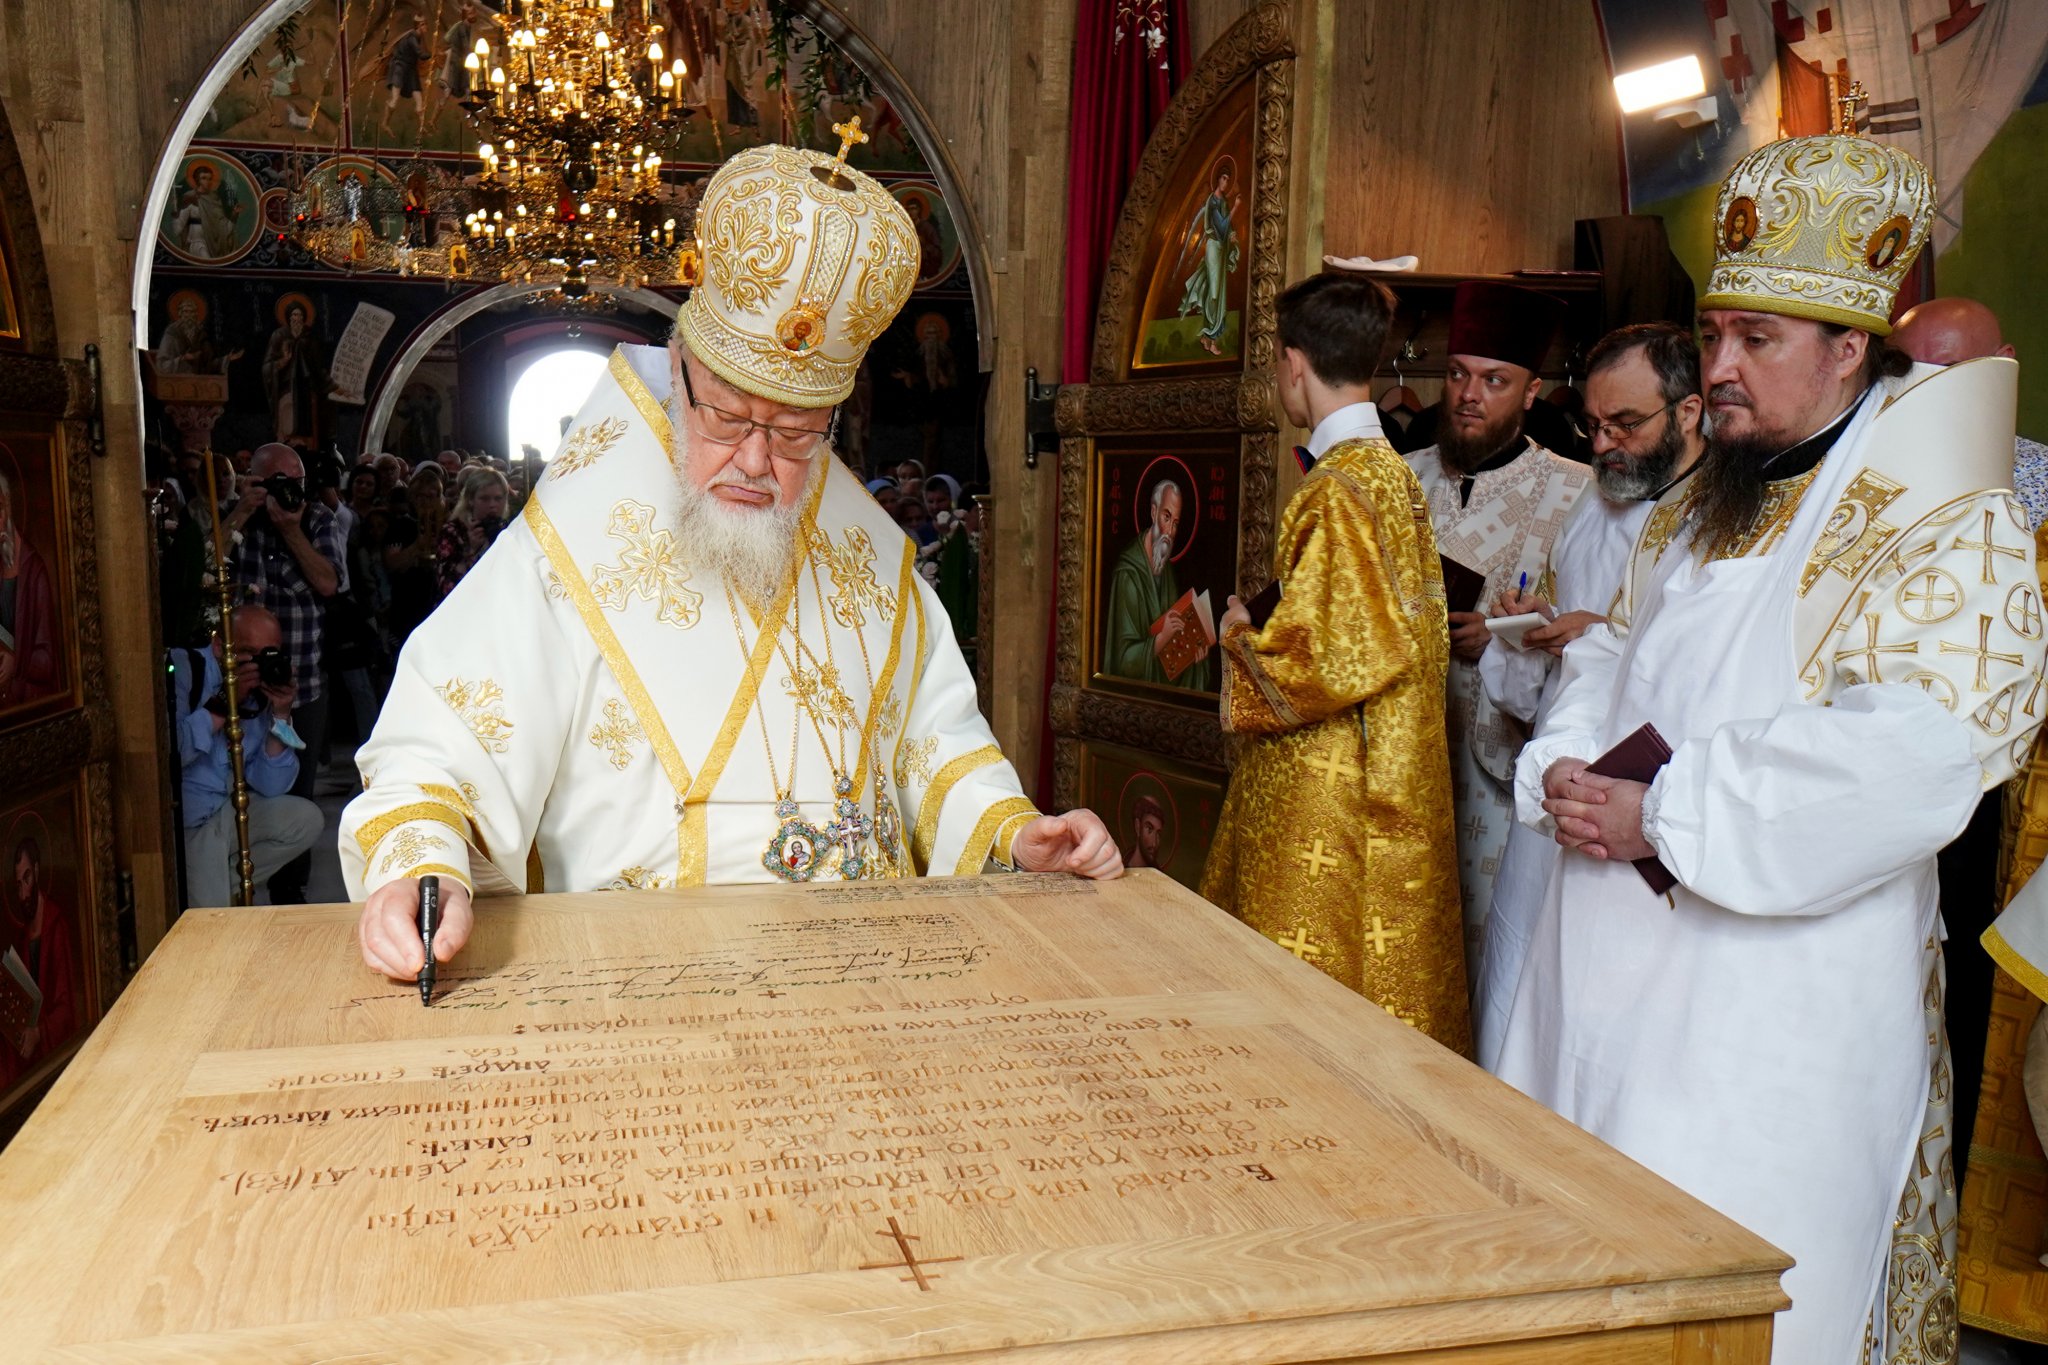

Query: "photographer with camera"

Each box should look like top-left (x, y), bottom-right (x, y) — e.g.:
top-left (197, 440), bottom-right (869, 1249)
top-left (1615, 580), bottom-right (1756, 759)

top-left (435, 465), bottom-right (509, 598)
top-left (222, 443), bottom-right (345, 903)
top-left (171, 605), bottom-right (324, 909)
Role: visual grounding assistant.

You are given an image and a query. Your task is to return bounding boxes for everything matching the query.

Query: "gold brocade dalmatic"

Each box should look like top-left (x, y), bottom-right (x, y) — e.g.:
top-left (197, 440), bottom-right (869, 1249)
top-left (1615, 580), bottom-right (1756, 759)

top-left (1200, 439), bottom-right (1470, 1054)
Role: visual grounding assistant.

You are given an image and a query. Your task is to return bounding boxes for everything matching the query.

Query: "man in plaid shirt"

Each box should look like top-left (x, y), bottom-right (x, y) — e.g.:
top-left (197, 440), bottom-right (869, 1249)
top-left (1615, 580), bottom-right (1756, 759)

top-left (224, 443), bottom-right (343, 903)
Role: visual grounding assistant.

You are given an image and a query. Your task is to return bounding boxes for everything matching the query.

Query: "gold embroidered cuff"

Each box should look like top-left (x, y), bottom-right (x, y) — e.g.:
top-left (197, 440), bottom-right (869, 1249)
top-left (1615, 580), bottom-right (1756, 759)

top-left (911, 743), bottom-right (1003, 871)
top-left (990, 806), bottom-right (1040, 872)
top-left (1985, 923), bottom-right (2048, 1006)
top-left (1225, 630), bottom-right (1303, 730)
top-left (957, 797), bottom-right (1041, 877)
top-left (355, 801), bottom-right (475, 861)
top-left (402, 864), bottom-right (474, 891)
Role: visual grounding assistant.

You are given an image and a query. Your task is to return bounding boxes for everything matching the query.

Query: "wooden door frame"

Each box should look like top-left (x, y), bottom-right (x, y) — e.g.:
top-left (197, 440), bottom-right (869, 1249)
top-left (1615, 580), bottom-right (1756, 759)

top-left (1049, 0), bottom-right (1295, 808)
top-left (0, 94), bottom-right (126, 1125)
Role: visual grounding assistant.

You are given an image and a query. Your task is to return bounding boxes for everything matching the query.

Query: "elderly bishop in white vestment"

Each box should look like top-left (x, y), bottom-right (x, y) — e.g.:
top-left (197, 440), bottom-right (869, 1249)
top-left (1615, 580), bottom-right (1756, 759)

top-left (342, 137), bottom-right (1117, 934)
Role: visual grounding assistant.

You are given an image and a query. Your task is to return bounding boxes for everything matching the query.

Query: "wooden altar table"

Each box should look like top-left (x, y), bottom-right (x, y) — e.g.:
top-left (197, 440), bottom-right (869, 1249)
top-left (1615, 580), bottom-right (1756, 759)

top-left (0, 870), bottom-right (1787, 1362)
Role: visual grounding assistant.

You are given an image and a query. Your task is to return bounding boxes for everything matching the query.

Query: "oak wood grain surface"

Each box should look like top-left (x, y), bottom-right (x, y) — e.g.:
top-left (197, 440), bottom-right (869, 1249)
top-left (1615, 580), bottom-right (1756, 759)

top-left (0, 871), bottom-right (1787, 1362)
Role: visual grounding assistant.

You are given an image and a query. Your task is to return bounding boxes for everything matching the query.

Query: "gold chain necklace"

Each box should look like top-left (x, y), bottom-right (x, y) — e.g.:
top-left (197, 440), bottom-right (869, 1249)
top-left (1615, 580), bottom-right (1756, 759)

top-left (768, 544), bottom-right (876, 878)
top-left (725, 576), bottom-right (827, 882)
top-left (787, 539), bottom-right (908, 877)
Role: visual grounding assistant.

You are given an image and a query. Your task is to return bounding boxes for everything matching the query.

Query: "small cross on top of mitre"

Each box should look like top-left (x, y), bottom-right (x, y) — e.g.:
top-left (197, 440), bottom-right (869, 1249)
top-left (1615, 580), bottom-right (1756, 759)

top-left (831, 115), bottom-right (870, 171)
top-left (1834, 80), bottom-right (1869, 135)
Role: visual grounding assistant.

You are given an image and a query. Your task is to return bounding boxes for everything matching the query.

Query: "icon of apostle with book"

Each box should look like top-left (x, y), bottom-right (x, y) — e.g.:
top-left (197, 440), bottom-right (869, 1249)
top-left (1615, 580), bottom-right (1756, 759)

top-left (1101, 473), bottom-right (1215, 690)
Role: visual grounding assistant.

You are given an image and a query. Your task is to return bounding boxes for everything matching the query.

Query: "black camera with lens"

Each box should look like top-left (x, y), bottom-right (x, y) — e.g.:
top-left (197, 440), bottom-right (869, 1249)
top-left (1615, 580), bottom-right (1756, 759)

top-left (260, 473), bottom-right (306, 513)
top-left (253, 646), bottom-right (294, 689)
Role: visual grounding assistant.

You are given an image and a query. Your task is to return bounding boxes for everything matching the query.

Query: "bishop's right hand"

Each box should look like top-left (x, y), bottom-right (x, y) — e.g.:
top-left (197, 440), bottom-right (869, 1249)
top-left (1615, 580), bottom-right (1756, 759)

top-left (359, 876), bottom-right (475, 981)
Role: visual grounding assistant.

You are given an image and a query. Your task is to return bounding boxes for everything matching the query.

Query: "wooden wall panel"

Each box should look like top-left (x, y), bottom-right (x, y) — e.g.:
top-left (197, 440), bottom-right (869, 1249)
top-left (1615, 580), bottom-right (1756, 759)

top-left (1189, 0), bottom-right (1264, 66)
top-left (0, 0), bottom-right (255, 959)
top-left (1323, 0), bottom-right (1623, 275)
top-left (834, 0), bottom-right (1073, 783)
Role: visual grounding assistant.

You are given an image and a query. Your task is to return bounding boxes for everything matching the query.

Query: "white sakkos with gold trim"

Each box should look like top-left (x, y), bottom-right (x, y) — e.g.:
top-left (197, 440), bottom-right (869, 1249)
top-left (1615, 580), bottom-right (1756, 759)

top-left (1403, 442), bottom-right (1591, 955)
top-left (341, 345), bottom-right (1036, 898)
top-left (1497, 358), bottom-right (2040, 1365)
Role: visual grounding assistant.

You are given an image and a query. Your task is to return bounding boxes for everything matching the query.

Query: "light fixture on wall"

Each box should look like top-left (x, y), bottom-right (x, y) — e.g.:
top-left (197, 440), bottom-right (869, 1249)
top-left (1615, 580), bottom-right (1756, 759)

top-left (1614, 54), bottom-right (1718, 129)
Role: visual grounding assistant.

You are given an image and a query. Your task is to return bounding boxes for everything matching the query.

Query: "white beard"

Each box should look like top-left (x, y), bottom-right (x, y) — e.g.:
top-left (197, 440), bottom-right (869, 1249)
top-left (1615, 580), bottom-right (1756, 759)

top-left (670, 426), bottom-right (822, 595)
top-left (1148, 529), bottom-right (1170, 575)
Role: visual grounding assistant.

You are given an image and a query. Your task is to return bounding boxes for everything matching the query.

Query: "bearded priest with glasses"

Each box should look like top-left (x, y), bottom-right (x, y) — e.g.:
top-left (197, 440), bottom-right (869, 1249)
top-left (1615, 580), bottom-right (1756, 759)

top-left (343, 136), bottom-right (1120, 981)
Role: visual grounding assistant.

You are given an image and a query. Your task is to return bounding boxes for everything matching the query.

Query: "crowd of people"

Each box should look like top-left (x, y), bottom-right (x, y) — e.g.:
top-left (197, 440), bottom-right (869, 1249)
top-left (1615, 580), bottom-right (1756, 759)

top-left (860, 457), bottom-right (985, 639)
top-left (145, 440), bottom-right (552, 907)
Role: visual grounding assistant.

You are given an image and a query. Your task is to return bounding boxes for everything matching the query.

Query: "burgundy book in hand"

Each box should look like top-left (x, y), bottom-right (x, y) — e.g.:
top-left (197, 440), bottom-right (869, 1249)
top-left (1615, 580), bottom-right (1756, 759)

top-left (1243, 579), bottom-right (1282, 630)
top-left (1439, 555), bottom-right (1488, 616)
top-left (1583, 722), bottom-right (1678, 896)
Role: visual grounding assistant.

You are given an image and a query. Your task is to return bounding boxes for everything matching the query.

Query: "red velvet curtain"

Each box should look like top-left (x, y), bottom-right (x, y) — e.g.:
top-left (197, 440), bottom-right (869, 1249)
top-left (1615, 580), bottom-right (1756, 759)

top-left (1036, 0), bottom-right (1190, 809)
top-left (1061, 0), bottom-right (1191, 384)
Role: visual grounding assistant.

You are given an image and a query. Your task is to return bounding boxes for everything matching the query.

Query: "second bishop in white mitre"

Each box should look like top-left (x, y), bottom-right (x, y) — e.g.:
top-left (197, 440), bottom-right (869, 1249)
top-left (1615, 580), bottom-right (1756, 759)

top-left (342, 136), bottom-right (1119, 975)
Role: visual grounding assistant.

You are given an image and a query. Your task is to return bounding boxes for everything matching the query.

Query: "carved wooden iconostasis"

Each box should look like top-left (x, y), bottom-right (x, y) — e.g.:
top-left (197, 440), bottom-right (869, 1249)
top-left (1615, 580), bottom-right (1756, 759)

top-left (1051, 3), bottom-right (1292, 893)
top-left (0, 102), bottom-right (120, 1134)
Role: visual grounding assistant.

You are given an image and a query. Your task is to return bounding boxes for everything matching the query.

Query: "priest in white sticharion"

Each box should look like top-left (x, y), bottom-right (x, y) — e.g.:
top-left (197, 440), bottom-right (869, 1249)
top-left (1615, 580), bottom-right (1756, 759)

top-left (344, 128), bottom-right (1121, 979)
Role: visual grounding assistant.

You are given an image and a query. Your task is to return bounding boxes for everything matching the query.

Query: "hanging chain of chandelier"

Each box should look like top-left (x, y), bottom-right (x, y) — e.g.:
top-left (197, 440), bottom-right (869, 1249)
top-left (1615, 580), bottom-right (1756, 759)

top-left (452, 0), bottom-right (697, 296)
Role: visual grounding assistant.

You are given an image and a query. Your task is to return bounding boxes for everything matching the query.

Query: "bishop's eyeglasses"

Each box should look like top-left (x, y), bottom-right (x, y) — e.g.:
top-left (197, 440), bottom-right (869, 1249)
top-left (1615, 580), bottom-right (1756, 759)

top-left (677, 362), bottom-right (832, 460)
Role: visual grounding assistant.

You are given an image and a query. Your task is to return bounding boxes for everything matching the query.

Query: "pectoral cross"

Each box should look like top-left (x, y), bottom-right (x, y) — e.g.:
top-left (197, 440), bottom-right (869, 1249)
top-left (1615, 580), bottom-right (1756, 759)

top-left (1939, 613), bottom-right (2024, 693)
top-left (1296, 838), bottom-right (1339, 879)
top-left (1832, 613), bottom-right (1918, 684)
top-left (831, 115), bottom-right (869, 171)
top-left (1835, 80), bottom-right (1869, 135)
top-left (826, 803), bottom-right (874, 877)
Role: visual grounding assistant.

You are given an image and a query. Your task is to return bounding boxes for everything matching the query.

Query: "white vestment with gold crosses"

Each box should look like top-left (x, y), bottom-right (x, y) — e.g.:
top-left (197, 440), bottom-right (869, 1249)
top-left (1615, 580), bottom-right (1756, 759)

top-left (340, 344), bottom-right (1036, 899)
top-left (1498, 360), bottom-right (2043, 1365)
top-left (1404, 442), bottom-right (1592, 961)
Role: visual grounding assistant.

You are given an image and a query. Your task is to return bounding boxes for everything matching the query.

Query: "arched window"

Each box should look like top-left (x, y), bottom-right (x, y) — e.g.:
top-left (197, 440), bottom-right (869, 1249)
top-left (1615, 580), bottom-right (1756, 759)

top-left (506, 348), bottom-right (609, 462)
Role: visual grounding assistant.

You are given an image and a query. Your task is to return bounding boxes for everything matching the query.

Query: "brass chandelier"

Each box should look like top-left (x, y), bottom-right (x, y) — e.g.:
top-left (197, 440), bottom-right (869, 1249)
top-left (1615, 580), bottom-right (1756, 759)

top-left (454, 0), bottom-right (699, 296)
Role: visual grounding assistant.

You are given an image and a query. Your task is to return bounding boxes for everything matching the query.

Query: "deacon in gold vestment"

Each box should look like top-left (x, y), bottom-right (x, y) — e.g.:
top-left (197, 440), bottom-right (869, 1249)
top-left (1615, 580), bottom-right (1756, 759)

top-left (1200, 274), bottom-right (1467, 1053)
top-left (342, 128), bottom-right (1121, 981)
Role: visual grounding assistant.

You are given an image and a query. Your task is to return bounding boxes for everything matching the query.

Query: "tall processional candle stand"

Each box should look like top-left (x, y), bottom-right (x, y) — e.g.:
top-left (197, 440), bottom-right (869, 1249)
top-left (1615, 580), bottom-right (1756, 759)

top-left (200, 453), bottom-right (256, 906)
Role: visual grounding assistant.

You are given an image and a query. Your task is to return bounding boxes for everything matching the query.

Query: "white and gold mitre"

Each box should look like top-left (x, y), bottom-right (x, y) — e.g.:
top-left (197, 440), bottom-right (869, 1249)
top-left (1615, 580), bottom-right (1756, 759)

top-left (1700, 133), bottom-right (1934, 336)
top-left (675, 122), bottom-right (917, 408)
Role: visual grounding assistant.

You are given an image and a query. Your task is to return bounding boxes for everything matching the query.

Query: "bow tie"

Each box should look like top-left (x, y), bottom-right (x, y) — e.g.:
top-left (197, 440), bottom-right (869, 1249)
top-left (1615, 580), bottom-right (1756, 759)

top-left (1293, 445), bottom-right (1315, 474)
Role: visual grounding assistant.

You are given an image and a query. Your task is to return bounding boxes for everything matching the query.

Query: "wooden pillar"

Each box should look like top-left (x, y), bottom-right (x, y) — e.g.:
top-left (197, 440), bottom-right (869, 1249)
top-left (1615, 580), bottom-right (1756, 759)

top-left (0, 0), bottom-right (261, 956)
top-left (832, 0), bottom-right (1076, 779)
